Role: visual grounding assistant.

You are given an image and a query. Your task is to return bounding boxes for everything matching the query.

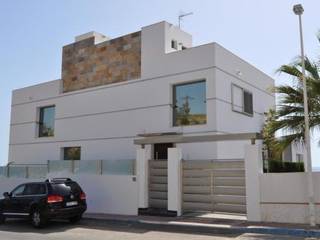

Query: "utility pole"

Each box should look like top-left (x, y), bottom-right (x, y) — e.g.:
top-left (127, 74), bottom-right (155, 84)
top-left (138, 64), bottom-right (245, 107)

top-left (293, 3), bottom-right (316, 227)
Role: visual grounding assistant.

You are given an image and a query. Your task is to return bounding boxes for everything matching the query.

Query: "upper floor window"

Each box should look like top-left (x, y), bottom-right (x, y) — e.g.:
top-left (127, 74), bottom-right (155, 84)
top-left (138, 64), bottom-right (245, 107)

top-left (231, 84), bottom-right (253, 116)
top-left (38, 106), bottom-right (55, 137)
top-left (171, 40), bottom-right (178, 50)
top-left (173, 80), bottom-right (206, 126)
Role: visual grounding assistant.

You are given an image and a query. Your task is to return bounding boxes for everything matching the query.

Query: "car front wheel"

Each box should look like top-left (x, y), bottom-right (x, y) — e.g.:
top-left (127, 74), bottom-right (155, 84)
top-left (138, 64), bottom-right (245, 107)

top-left (0, 214), bottom-right (5, 224)
top-left (31, 209), bottom-right (47, 228)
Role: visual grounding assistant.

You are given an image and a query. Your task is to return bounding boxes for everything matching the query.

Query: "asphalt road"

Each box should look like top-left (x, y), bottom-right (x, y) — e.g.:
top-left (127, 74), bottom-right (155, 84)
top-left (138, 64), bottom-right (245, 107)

top-left (0, 219), bottom-right (315, 240)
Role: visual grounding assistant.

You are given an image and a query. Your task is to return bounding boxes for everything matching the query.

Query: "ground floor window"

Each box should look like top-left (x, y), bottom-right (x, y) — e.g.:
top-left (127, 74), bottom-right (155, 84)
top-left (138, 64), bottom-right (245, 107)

top-left (63, 147), bottom-right (81, 160)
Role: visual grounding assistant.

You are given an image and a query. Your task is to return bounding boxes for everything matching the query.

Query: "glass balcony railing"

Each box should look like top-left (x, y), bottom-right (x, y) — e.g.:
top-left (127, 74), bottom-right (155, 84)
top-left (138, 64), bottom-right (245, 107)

top-left (102, 159), bottom-right (135, 175)
top-left (0, 159), bottom-right (136, 179)
top-left (28, 166), bottom-right (48, 179)
top-left (0, 167), bottom-right (7, 177)
top-left (8, 166), bottom-right (28, 178)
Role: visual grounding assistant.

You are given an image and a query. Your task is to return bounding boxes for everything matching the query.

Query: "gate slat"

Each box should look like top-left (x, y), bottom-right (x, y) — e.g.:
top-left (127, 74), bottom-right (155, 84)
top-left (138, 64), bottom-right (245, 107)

top-left (183, 193), bottom-right (211, 203)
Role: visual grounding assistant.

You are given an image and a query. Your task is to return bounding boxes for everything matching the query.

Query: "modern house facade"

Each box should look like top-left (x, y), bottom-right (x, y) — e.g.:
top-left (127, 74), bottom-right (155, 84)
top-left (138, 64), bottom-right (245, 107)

top-left (9, 21), bottom-right (274, 166)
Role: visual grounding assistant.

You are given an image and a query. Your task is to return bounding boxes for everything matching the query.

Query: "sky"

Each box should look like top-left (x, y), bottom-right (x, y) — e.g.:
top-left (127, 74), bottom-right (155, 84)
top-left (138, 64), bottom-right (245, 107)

top-left (0, 0), bottom-right (319, 166)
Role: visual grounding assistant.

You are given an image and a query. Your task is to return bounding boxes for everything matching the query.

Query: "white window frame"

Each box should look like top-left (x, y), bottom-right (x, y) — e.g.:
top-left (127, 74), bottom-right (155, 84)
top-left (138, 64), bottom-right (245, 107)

top-left (231, 84), bottom-right (253, 117)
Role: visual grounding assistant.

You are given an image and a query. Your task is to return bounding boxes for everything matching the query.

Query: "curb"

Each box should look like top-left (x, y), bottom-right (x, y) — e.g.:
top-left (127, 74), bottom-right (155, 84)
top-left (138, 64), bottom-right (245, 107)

top-left (83, 216), bottom-right (320, 238)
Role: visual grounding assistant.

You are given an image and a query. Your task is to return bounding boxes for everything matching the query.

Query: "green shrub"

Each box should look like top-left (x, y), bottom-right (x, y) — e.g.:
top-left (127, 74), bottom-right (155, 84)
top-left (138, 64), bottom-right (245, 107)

top-left (265, 160), bottom-right (304, 173)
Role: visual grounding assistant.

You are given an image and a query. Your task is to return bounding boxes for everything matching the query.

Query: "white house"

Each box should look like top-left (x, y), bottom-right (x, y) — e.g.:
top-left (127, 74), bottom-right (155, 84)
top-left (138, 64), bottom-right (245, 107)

top-left (9, 21), bottom-right (275, 165)
top-left (7, 21), bottom-right (277, 216)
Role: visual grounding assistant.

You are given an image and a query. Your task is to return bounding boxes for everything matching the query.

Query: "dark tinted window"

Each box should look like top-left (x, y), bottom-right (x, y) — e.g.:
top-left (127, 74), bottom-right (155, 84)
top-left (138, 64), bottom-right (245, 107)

top-left (24, 184), bottom-right (46, 195)
top-left (243, 91), bottom-right (253, 115)
top-left (51, 182), bottom-right (81, 196)
top-left (11, 185), bottom-right (26, 197)
top-left (171, 40), bottom-right (177, 49)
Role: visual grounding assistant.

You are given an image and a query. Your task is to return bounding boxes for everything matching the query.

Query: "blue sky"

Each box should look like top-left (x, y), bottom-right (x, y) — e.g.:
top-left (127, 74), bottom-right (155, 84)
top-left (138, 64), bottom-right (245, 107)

top-left (0, 0), bottom-right (319, 166)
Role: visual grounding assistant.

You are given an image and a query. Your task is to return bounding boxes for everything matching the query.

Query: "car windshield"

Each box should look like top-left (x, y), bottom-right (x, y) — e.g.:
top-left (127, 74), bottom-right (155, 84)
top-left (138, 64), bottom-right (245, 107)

top-left (51, 182), bottom-right (82, 196)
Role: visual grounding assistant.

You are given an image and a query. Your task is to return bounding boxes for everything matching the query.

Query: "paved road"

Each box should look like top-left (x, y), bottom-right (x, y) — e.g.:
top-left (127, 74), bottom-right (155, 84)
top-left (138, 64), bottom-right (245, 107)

top-left (0, 219), bottom-right (315, 240)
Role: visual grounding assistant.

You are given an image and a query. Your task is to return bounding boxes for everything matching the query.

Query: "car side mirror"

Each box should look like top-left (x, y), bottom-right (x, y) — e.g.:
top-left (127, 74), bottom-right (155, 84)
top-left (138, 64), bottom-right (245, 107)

top-left (3, 192), bottom-right (10, 199)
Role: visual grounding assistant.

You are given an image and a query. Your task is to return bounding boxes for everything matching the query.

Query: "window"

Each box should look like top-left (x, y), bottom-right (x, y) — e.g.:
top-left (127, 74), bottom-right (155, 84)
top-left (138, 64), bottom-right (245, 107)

top-left (38, 106), bottom-right (55, 137)
top-left (171, 40), bottom-right (178, 50)
top-left (63, 147), bottom-right (81, 160)
top-left (231, 84), bottom-right (253, 116)
top-left (52, 182), bottom-right (81, 195)
top-left (11, 184), bottom-right (26, 197)
top-left (24, 184), bottom-right (46, 195)
top-left (173, 80), bottom-right (206, 126)
top-left (296, 154), bottom-right (304, 162)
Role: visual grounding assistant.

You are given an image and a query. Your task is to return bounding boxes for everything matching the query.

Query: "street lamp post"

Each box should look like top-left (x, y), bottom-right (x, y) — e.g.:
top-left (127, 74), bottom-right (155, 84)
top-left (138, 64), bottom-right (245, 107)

top-left (293, 4), bottom-right (316, 226)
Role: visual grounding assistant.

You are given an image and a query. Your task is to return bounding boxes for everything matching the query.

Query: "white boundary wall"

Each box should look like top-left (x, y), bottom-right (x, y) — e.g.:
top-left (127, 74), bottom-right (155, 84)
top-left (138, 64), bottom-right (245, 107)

top-left (245, 144), bottom-right (320, 224)
top-left (260, 172), bottom-right (320, 224)
top-left (0, 174), bottom-right (138, 216)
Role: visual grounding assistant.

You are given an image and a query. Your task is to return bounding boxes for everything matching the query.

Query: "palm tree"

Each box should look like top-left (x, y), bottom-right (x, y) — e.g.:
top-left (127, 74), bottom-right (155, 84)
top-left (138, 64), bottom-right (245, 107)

top-left (263, 34), bottom-right (320, 158)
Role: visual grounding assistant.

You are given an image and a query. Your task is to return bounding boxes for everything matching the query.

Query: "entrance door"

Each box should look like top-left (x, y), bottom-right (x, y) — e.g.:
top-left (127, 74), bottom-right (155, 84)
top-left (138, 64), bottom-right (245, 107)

top-left (147, 143), bottom-right (173, 215)
top-left (153, 143), bottom-right (173, 160)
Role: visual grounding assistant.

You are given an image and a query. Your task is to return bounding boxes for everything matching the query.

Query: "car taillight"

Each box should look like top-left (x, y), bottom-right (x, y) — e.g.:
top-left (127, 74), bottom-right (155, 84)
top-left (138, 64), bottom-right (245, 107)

top-left (80, 192), bottom-right (86, 200)
top-left (47, 195), bottom-right (63, 203)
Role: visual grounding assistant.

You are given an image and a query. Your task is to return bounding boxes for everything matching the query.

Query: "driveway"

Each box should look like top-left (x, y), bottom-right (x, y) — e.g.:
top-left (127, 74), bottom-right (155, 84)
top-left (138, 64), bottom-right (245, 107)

top-left (0, 219), bottom-right (313, 240)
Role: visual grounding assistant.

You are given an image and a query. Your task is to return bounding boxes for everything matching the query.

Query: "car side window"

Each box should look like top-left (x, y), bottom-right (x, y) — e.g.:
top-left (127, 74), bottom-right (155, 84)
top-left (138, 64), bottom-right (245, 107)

top-left (24, 184), bottom-right (46, 195)
top-left (11, 185), bottom-right (26, 197)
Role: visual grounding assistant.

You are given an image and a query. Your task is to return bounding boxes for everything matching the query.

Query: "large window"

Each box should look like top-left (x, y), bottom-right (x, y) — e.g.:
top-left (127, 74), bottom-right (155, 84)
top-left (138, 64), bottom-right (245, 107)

top-left (231, 84), bottom-right (253, 116)
top-left (63, 147), bottom-right (81, 160)
top-left (38, 106), bottom-right (55, 137)
top-left (173, 80), bottom-right (206, 126)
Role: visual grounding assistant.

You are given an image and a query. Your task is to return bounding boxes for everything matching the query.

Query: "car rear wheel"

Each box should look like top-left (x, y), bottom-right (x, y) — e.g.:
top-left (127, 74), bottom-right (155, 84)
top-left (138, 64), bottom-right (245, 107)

top-left (0, 214), bottom-right (5, 224)
top-left (69, 214), bottom-right (82, 224)
top-left (31, 209), bottom-right (47, 228)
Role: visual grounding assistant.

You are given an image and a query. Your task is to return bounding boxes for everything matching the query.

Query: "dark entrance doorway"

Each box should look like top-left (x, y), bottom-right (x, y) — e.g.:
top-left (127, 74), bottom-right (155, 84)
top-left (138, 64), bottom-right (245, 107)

top-left (153, 143), bottom-right (174, 160)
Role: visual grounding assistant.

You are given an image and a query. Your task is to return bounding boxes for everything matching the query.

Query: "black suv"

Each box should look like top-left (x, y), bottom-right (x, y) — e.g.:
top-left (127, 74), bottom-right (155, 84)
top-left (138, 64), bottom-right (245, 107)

top-left (0, 178), bottom-right (87, 227)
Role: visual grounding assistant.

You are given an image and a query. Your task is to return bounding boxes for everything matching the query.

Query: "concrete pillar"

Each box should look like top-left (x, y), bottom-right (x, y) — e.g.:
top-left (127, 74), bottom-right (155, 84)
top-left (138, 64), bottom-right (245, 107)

top-left (244, 144), bottom-right (263, 221)
top-left (137, 147), bottom-right (150, 209)
top-left (168, 148), bottom-right (182, 216)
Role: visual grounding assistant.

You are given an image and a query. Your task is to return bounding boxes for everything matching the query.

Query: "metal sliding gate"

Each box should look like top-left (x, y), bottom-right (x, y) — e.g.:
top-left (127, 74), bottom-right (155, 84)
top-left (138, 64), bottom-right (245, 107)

top-left (182, 159), bottom-right (246, 215)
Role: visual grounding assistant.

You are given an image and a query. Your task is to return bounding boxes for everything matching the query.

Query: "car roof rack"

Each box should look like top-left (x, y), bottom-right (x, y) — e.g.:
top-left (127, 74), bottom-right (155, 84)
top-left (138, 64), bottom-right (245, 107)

top-left (45, 178), bottom-right (72, 183)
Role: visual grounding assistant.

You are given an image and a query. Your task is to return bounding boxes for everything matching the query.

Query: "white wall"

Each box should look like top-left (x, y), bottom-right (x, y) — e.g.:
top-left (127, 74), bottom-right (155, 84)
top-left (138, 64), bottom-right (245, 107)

top-left (9, 21), bottom-right (274, 164)
top-left (260, 172), bottom-right (320, 224)
top-left (9, 68), bottom-right (216, 164)
top-left (0, 174), bottom-right (138, 215)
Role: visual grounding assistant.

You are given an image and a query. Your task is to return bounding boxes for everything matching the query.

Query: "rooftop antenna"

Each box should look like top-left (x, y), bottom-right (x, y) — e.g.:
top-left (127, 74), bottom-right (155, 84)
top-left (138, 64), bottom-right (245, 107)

top-left (178, 11), bottom-right (193, 29)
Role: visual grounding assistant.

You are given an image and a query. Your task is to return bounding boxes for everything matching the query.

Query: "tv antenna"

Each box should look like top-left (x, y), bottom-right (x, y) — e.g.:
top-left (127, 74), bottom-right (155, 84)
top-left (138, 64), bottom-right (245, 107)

top-left (178, 12), bottom-right (193, 28)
